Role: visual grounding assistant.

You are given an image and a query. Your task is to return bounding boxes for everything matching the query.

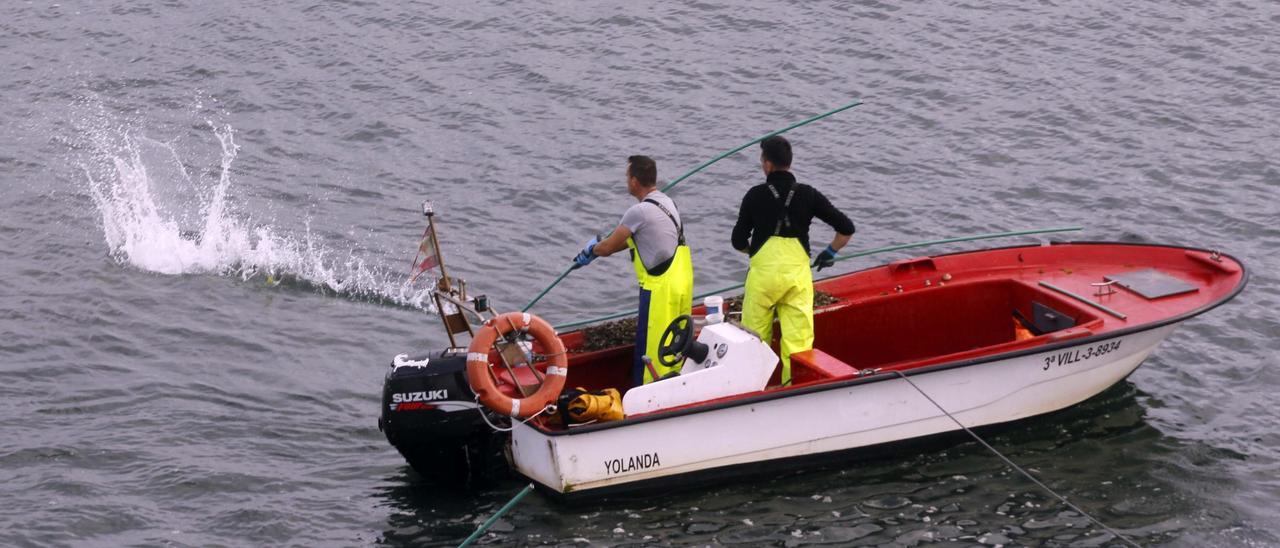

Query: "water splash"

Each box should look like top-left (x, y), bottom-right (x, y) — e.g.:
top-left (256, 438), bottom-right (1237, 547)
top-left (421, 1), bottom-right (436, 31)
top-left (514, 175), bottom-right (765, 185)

top-left (82, 122), bottom-right (435, 310)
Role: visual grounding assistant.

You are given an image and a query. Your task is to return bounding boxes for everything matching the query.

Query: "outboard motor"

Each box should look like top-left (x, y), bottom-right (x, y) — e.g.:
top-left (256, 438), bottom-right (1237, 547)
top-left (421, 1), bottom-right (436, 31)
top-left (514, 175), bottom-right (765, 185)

top-left (378, 349), bottom-right (503, 483)
top-left (380, 200), bottom-right (522, 484)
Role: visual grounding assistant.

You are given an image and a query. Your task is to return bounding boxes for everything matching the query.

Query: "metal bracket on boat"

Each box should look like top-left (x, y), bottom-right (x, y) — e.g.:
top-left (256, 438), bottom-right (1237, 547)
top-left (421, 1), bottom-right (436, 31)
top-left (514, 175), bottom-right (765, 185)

top-left (1210, 249), bottom-right (1223, 262)
top-left (1091, 279), bottom-right (1118, 297)
top-left (435, 290), bottom-right (502, 325)
top-left (857, 367), bottom-right (882, 378)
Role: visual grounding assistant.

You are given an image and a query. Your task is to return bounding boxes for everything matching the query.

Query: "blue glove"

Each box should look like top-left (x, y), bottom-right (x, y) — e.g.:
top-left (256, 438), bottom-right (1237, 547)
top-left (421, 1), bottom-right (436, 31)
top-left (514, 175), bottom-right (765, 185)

top-left (572, 235), bottom-right (600, 268)
top-left (812, 245), bottom-right (837, 271)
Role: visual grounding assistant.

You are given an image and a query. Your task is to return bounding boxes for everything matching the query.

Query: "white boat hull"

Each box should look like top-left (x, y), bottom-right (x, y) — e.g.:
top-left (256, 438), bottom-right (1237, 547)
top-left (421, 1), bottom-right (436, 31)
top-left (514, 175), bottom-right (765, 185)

top-left (511, 324), bottom-right (1176, 496)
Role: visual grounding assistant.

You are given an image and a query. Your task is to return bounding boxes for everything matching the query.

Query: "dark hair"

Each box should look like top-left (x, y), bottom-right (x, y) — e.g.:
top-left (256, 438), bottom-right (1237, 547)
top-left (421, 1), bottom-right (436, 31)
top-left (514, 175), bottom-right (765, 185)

top-left (760, 135), bottom-right (792, 168)
top-left (627, 155), bottom-right (658, 187)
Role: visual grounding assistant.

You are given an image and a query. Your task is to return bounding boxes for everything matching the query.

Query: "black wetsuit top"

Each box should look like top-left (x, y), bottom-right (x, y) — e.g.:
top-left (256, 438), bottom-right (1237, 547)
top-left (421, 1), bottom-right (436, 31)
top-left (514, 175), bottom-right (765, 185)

top-left (731, 170), bottom-right (855, 257)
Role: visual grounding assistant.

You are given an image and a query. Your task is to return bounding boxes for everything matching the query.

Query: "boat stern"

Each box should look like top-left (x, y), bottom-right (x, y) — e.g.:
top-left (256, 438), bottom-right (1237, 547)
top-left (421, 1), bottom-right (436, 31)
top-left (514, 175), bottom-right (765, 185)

top-left (511, 422), bottom-right (573, 493)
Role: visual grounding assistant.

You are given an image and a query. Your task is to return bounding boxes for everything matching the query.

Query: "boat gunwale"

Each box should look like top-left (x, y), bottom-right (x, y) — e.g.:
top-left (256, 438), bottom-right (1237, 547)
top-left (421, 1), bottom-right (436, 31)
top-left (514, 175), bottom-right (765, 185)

top-left (534, 241), bottom-right (1249, 437)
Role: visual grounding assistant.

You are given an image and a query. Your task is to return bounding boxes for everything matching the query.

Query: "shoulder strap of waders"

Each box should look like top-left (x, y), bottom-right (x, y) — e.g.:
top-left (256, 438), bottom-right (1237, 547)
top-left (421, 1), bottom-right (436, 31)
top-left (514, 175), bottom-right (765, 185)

top-left (638, 198), bottom-right (684, 277)
top-left (643, 198), bottom-right (685, 246)
top-left (766, 183), bottom-right (796, 236)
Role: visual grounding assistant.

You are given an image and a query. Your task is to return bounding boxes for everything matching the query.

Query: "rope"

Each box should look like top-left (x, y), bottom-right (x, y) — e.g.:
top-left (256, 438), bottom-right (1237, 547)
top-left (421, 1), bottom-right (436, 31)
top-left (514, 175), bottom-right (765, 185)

top-left (885, 370), bottom-right (1142, 548)
top-left (475, 398), bottom-right (556, 433)
top-left (522, 99), bottom-right (864, 313)
top-left (457, 483), bottom-right (536, 548)
top-left (551, 226), bottom-right (1083, 331)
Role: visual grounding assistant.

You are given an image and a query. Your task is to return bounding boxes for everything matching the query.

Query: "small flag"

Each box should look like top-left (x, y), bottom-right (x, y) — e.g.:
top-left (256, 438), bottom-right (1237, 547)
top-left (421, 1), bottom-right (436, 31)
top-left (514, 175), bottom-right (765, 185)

top-left (409, 226), bottom-right (441, 282)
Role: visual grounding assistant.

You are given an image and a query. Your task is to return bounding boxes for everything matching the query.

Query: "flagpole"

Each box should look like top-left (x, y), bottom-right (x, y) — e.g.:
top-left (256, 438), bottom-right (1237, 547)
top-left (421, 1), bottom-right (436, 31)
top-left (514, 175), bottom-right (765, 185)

top-left (424, 201), bottom-right (451, 292)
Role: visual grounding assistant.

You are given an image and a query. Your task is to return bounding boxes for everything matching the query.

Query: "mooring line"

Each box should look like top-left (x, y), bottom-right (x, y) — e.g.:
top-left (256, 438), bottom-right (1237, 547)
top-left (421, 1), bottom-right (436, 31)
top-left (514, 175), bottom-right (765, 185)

top-left (886, 370), bottom-right (1142, 548)
top-left (458, 483), bottom-right (536, 548)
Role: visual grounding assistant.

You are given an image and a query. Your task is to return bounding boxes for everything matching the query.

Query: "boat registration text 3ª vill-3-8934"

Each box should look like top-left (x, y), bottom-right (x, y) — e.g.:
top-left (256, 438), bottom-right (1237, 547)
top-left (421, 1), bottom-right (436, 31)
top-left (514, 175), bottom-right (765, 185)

top-left (1043, 340), bottom-right (1123, 371)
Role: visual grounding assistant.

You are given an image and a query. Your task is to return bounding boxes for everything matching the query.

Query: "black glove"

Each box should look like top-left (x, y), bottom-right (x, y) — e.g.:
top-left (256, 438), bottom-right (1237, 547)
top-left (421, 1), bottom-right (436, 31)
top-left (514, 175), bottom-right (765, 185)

top-left (812, 245), bottom-right (837, 271)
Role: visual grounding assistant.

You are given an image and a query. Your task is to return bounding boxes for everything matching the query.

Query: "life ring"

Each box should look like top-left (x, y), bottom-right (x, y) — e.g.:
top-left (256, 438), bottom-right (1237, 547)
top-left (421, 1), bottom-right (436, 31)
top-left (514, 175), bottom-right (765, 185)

top-left (466, 311), bottom-right (568, 419)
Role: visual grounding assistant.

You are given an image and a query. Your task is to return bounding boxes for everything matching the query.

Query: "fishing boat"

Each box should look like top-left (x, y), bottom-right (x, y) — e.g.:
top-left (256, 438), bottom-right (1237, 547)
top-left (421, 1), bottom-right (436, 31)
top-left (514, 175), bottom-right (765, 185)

top-left (379, 238), bottom-right (1246, 500)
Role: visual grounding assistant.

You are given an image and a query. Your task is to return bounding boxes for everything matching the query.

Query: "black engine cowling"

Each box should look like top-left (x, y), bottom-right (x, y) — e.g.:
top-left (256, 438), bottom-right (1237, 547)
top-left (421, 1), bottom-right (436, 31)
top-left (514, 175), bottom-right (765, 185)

top-left (379, 348), bottom-right (504, 483)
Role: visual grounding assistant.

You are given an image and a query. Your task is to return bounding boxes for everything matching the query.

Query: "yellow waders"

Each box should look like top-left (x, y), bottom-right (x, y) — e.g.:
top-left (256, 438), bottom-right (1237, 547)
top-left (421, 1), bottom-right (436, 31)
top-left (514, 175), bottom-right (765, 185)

top-left (628, 238), bottom-right (694, 384)
top-left (742, 237), bottom-right (813, 384)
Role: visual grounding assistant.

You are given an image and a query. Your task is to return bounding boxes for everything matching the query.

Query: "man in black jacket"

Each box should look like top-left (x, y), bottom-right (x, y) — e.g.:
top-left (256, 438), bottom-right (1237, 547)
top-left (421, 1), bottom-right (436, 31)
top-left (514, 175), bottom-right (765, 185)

top-left (731, 136), bottom-right (854, 383)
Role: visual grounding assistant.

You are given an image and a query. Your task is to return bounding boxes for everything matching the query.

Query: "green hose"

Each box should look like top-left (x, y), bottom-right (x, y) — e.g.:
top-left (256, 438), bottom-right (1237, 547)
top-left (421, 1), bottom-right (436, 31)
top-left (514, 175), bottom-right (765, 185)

top-left (522, 99), bottom-right (864, 313)
top-left (552, 226), bottom-right (1083, 331)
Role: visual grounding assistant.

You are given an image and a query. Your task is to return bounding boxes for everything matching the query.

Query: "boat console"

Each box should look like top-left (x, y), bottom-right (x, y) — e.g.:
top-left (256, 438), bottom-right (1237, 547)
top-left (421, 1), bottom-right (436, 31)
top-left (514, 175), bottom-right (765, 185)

top-left (621, 321), bottom-right (778, 416)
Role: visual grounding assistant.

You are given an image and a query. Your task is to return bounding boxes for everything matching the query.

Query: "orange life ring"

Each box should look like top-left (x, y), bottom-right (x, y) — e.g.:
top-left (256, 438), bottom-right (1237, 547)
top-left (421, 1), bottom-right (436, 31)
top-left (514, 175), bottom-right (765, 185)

top-left (466, 311), bottom-right (567, 419)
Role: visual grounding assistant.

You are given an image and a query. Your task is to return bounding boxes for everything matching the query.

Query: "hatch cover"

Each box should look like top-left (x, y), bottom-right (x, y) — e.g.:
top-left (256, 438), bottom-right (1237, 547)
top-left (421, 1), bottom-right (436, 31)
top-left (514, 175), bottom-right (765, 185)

top-left (1031, 301), bottom-right (1076, 334)
top-left (1105, 269), bottom-right (1198, 299)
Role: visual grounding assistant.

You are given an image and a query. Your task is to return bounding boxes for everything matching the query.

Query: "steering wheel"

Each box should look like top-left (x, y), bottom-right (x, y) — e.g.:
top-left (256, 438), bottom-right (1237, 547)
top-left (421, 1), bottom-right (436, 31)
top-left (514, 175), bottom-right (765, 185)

top-left (657, 315), bottom-right (695, 367)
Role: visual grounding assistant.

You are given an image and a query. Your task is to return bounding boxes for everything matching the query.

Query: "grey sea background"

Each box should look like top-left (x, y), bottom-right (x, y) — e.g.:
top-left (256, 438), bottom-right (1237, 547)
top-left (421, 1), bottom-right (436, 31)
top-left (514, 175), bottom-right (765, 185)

top-left (2, 0), bottom-right (1278, 546)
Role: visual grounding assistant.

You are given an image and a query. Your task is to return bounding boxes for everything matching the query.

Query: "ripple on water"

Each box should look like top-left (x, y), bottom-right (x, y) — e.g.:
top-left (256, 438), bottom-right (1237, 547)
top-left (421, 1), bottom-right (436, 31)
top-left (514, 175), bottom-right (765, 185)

top-left (2, 0), bottom-right (1279, 545)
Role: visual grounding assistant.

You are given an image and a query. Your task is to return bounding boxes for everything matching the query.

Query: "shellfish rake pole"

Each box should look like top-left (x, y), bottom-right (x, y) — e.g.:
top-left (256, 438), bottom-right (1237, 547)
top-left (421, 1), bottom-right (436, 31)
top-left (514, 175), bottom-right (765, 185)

top-left (523, 99), bottom-right (864, 313)
top-left (659, 99), bottom-right (863, 194)
top-left (830, 225), bottom-right (1083, 264)
top-left (522, 264), bottom-right (574, 312)
top-left (552, 226), bottom-right (1083, 330)
top-left (458, 483), bottom-right (536, 548)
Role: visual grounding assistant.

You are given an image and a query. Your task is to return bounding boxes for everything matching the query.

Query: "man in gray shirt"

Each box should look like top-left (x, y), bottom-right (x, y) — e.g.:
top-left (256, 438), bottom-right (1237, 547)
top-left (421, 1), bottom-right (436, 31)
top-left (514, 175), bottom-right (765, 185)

top-left (573, 156), bottom-right (695, 384)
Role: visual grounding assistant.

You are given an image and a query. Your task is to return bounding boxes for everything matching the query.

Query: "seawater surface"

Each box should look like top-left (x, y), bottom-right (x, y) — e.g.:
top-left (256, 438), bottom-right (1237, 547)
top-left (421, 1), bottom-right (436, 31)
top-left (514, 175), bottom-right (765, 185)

top-left (1, 0), bottom-right (1278, 546)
